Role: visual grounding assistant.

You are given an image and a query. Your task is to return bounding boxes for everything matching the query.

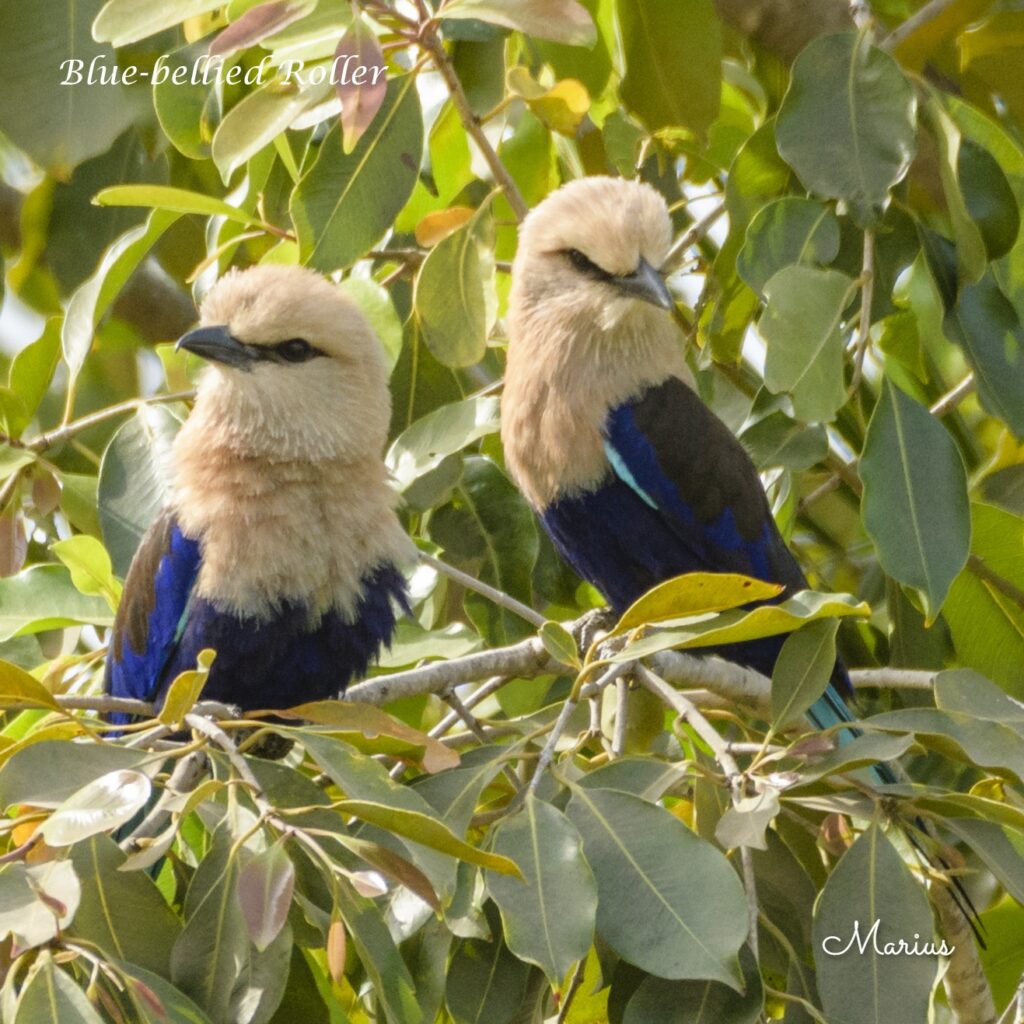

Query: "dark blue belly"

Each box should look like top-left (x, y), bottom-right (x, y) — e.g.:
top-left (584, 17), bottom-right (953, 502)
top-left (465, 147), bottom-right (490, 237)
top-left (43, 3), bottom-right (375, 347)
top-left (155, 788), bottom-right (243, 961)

top-left (159, 564), bottom-right (408, 712)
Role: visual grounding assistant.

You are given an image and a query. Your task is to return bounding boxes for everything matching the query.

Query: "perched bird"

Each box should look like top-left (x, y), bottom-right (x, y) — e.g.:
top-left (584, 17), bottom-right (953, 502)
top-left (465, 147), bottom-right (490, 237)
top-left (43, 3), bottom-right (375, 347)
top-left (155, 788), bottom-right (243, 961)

top-left (502, 176), bottom-right (981, 937)
top-left (502, 176), bottom-right (834, 708)
top-left (105, 265), bottom-right (412, 720)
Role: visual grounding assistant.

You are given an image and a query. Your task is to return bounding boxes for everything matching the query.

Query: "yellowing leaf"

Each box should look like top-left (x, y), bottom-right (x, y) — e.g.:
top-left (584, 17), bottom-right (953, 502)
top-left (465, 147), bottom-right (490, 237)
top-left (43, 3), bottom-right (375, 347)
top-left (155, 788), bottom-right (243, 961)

top-left (275, 700), bottom-right (459, 773)
top-left (335, 799), bottom-right (522, 877)
top-left (613, 572), bottom-right (783, 635)
top-left (415, 206), bottom-right (475, 247)
top-left (159, 649), bottom-right (216, 727)
top-left (0, 661), bottom-right (60, 712)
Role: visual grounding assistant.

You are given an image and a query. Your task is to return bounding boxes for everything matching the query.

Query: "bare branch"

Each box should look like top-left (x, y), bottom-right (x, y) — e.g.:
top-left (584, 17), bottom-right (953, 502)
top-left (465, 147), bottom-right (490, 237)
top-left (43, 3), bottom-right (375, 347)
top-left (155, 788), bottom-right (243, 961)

top-left (420, 552), bottom-right (546, 629)
top-left (880, 0), bottom-right (960, 51)
top-left (849, 229), bottom-right (875, 396)
top-left (418, 28), bottom-right (529, 221)
top-left (635, 665), bottom-right (759, 957)
top-left (931, 373), bottom-right (976, 417)
top-left (932, 881), bottom-right (998, 1024)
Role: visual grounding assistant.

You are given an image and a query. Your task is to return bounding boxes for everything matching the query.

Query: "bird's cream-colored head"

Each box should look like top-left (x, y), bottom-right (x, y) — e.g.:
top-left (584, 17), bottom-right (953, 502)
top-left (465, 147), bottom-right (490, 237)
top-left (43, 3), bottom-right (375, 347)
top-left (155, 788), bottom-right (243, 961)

top-left (502, 177), bottom-right (689, 508)
top-left (509, 176), bottom-right (674, 337)
top-left (179, 264), bottom-right (390, 462)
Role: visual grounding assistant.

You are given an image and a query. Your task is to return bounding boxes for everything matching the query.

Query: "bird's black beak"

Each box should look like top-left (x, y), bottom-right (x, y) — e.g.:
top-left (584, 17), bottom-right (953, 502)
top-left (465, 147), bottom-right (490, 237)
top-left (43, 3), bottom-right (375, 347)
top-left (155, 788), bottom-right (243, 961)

top-left (175, 325), bottom-right (259, 370)
top-left (616, 257), bottom-right (674, 310)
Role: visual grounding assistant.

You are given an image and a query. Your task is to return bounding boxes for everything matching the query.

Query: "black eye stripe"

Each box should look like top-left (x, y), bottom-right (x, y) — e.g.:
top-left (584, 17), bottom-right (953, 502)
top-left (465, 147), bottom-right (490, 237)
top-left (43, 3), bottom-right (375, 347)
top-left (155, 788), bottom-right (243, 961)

top-left (565, 248), bottom-right (612, 281)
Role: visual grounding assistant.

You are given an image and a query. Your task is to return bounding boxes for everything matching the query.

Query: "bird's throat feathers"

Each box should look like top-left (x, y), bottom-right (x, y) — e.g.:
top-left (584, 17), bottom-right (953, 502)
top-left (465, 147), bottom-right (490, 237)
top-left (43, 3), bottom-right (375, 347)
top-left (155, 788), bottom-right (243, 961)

top-left (502, 300), bottom-right (690, 510)
top-left (172, 383), bottom-right (412, 623)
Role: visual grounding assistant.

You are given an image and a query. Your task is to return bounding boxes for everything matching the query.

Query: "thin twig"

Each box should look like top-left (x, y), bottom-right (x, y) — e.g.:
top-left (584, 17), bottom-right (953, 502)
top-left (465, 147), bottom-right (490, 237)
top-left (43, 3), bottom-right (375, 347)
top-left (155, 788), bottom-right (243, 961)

top-left (119, 751), bottom-right (209, 853)
top-left (443, 691), bottom-right (521, 790)
top-left (635, 665), bottom-right (759, 957)
top-left (881, 0), bottom-right (960, 51)
top-left (797, 473), bottom-right (842, 515)
top-left (931, 373), bottom-right (975, 417)
top-left (556, 959), bottom-right (588, 1024)
top-left (419, 552), bottom-right (546, 628)
top-left (24, 391), bottom-right (194, 453)
top-left (849, 229), bottom-right (875, 396)
top-left (529, 697), bottom-right (579, 794)
top-left (664, 204), bottom-right (727, 271)
top-left (611, 678), bottom-right (629, 758)
top-left (418, 28), bottom-right (529, 221)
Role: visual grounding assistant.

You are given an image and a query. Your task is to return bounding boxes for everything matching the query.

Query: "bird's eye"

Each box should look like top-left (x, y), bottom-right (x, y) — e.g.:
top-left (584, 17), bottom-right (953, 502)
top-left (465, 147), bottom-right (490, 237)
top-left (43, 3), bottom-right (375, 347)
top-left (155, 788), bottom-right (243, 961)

top-left (567, 248), bottom-right (597, 272)
top-left (274, 338), bottom-right (317, 363)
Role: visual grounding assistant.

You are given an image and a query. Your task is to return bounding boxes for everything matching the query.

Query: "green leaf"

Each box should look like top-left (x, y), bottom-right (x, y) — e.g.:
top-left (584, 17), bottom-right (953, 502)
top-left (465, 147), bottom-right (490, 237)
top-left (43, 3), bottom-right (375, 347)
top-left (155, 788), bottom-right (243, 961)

top-left (339, 277), bottom-right (404, 372)
top-left (761, 265), bottom-right (853, 423)
top-left (566, 786), bottom-right (747, 986)
top-left (921, 95), bottom-right (988, 283)
top-left (864, 708), bottom-right (1024, 783)
top-left (42, 769), bottom-right (152, 846)
top-left (725, 119), bottom-right (792, 229)
top-left (812, 823), bottom-right (935, 1024)
top-left (171, 835), bottom-right (251, 1021)
top-left (429, 457), bottom-right (539, 646)
top-left (0, 861), bottom-right (80, 950)
top-left (959, 138), bottom-right (1020, 261)
top-left (414, 218), bottom-right (489, 368)
top-left (613, 572), bottom-right (783, 636)
top-left (0, 0), bottom-right (136, 172)
top-left (0, 741), bottom-right (151, 810)
top-left (739, 411), bottom-right (828, 471)
top-left (715, 788), bottom-right (780, 852)
top-left (737, 198), bottom-right (841, 294)
top-left (63, 211), bottom-right (181, 389)
top-left (92, 0), bottom-right (224, 46)
top-left (51, 535), bottom-right (122, 610)
top-left (0, 660), bottom-right (61, 711)
top-left (153, 46), bottom-right (213, 161)
top-left (446, 906), bottom-right (533, 1024)
top-left (617, 0), bottom-right (722, 136)
top-left (237, 841), bottom-right (295, 952)
top-left (538, 621), bottom-right (579, 668)
top-left (440, 0), bottom-right (596, 45)
top-left (387, 396), bottom-right (500, 492)
top-left (943, 818), bottom-right (1024, 905)
top-left (334, 799), bottom-right (522, 877)
top-left (212, 77), bottom-right (330, 183)
top-left (944, 504), bottom-right (1024, 697)
top-left (770, 619), bottom-right (839, 729)
top-left (943, 271), bottom-right (1024, 438)
top-left (414, 744), bottom-right (520, 835)
top-left (792, 732), bottom-right (917, 785)
top-left (13, 953), bottom-right (103, 1024)
top-left (94, 185), bottom-right (264, 227)
top-left (776, 32), bottom-right (917, 222)
top-left (99, 405), bottom-right (183, 577)
top-left (612, 590), bottom-right (867, 663)
top-left (622, 945), bottom-right (764, 1024)
top-left (115, 962), bottom-right (214, 1024)
top-left (291, 74), bottom-right (422, 271)
top-left (486, 795), bottom-right (597, 982)
top-left (0, 564), bottom-right (114, 641)
top-left (8, 319), bottom-right (61, 437)
top-left (333, 880), bottom-right (423, 1024)
top-left (860, 378), bottom-right (970, 620)
top-left (69, 835), bottom-right (181, 975)
top-left (934, 668), bottom-right (1024, 737)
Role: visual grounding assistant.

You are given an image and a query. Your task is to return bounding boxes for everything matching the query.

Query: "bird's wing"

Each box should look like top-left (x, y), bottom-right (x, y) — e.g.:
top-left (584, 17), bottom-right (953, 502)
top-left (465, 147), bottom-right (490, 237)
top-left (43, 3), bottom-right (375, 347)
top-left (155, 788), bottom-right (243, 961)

top-left (603, 375), bottom-right (807, 592)
top-left (105, 509), bottom-right (202, 703)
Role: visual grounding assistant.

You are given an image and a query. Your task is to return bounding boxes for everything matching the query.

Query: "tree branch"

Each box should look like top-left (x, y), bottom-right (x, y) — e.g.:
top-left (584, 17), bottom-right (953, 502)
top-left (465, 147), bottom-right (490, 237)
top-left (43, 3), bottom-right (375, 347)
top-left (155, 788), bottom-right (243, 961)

top-left (849, 229), bottom-right (875, 396)
top-left (418, 28), bottom-right (529, 221)
top-left (931, 880), bottom-right (998, 1024)
top-left (635, 664), bottom-right (759, 957)
top-left (931, 373), bottom-right (975, 417)
top-left (880, 0), bottom-right (961, 52)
